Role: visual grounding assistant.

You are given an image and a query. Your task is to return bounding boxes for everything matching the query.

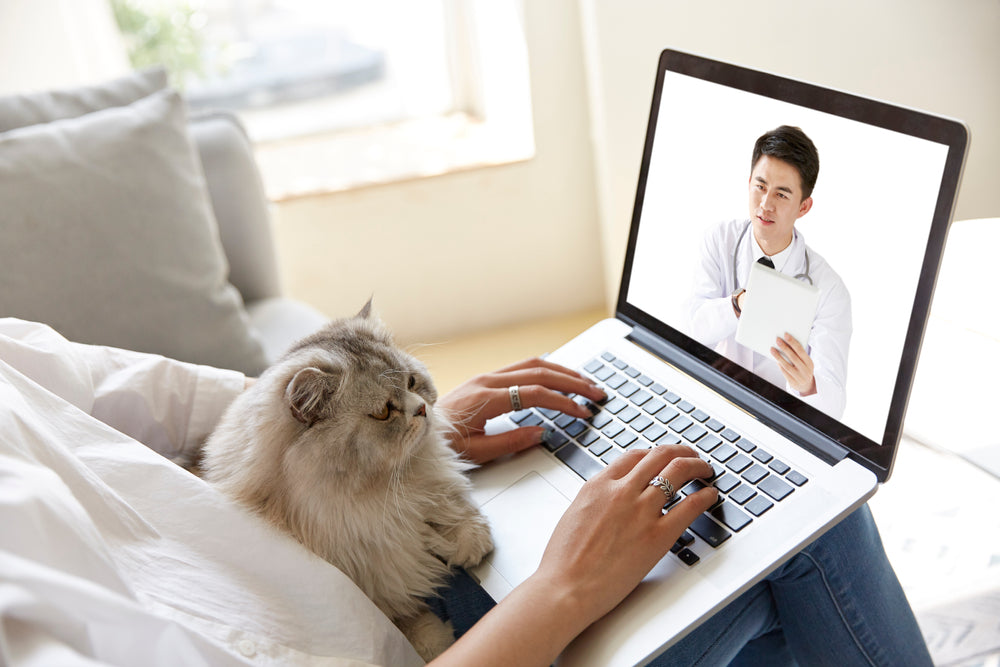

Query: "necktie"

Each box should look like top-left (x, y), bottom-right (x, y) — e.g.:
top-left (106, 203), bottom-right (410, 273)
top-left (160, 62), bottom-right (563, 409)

top-left (757, 256), bottom-right (775, 269)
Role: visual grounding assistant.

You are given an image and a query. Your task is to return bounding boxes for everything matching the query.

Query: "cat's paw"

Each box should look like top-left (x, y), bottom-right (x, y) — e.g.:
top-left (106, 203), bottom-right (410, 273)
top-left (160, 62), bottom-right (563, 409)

top-left (399, 610), bottom-right (455, 661)
top-left (449, 514), bottom-right (494, 568)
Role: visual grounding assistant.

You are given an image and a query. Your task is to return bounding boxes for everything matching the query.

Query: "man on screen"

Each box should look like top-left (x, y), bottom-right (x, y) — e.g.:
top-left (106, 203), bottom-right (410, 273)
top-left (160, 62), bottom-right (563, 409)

top-left (687, 125), bottom-right (852, 419)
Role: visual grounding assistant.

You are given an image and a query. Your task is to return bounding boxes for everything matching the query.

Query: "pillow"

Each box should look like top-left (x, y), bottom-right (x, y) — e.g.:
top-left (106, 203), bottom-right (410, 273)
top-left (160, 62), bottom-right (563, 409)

top-left (0, 67), bottom-right (167, 132)
top-left (0, 87), bottom-right (269, 375)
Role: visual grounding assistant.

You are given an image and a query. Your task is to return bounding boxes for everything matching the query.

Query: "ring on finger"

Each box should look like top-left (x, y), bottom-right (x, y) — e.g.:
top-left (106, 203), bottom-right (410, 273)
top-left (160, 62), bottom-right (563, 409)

top-left (649, 475), bottom-right (675, 501)
top-left (508, 385), bottom-right (523, 412)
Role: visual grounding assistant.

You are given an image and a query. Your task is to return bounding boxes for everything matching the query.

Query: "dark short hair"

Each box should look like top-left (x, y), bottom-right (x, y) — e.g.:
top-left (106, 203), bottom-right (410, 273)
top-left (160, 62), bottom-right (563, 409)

top-left (751, 126), bottom-right (820, 200)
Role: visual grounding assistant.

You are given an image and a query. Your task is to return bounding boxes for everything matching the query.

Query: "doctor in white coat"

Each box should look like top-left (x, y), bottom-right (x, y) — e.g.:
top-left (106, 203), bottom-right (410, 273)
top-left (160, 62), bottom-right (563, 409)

top-left (688, 126), bottom-right (851, 419)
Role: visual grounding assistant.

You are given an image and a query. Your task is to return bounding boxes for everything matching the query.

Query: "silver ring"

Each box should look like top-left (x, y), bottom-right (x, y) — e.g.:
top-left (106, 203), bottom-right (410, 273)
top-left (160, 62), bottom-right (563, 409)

top-left (649, 475), bottom-right (675, 501)
top-left (508, 385), bottom-right (522, 412)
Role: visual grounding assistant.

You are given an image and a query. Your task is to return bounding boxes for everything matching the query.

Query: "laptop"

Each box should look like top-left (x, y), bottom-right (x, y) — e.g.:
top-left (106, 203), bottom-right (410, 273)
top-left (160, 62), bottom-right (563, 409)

top-left (467, 48), bottom-right (969, 666)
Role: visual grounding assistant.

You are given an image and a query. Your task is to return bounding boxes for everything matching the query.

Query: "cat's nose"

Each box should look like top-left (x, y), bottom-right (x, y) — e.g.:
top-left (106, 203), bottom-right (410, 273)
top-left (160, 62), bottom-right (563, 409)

top-left (414, 403), bottom-right (426, 417)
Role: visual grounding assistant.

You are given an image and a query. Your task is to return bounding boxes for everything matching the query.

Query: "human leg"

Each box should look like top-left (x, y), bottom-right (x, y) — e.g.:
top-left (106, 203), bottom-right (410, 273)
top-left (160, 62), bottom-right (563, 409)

top-left (650, 504), bottom-right (931, 666)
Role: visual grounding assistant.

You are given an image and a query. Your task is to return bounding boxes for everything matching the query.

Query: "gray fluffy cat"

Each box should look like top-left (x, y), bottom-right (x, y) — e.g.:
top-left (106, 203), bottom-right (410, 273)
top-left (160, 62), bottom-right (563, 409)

top-left (198, 303), bottom-right (494, 660)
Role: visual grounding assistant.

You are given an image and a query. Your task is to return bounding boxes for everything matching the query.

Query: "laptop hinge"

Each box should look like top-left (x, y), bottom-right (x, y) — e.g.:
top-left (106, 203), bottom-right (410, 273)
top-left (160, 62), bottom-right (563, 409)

top-left (626, 325), bottom-right (848, 467)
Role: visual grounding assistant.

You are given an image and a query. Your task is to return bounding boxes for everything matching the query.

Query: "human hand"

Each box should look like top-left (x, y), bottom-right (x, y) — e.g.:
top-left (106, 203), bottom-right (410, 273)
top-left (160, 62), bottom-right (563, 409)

top-left (532, 445), bottom-right (718, 627)
top-left (437, 357), bottom-right (606, 464)
top-left (772, 332), bottom-right (816, 396)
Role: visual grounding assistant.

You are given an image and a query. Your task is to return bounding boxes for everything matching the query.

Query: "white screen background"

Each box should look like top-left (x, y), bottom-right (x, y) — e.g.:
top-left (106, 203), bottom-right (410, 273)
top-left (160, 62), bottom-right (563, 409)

top-left (627, 71), bottom-right (949, 443)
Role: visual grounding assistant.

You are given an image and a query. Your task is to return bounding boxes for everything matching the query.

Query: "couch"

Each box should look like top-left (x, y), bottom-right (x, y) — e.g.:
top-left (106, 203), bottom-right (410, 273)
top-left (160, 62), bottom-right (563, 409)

top-left (0, 67), bottom-right (328, 375)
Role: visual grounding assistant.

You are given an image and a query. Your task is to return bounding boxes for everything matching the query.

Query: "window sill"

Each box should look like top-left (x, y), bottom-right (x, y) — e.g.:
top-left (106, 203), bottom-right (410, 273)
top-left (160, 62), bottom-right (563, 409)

top-left (251, 111), bottom-right (535, 202)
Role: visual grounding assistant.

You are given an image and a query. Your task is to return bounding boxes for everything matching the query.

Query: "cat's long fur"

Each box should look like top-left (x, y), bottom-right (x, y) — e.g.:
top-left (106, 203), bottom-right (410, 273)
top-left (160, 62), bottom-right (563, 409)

top-left (198, 304), bottom-right (493, 660)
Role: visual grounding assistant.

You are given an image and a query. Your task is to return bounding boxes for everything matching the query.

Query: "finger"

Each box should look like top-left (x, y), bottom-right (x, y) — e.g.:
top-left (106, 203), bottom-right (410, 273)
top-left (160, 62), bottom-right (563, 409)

top-left (456, 427), bottom-right (547, 465)
top-left (659, 486), bottom-right (719, 536)
top-left (625, 444), bottom-right (699, 491)
top-left (487, 366), bottom-right (607, 403)
top-left (517, 385), bottom-right (596, 419)
top-left (492, 357), bottom-right (587, 380)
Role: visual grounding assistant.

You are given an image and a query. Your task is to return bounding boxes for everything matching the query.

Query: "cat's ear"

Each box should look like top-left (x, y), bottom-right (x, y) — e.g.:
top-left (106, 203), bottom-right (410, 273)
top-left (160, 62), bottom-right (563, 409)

top-left (285, 366), bottom-right (341, 427)
top-left (356, 297), bottom-right (374, 320)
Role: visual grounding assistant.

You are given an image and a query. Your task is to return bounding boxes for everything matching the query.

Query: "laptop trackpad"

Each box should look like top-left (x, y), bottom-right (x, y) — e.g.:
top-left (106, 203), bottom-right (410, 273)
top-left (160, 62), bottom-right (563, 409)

top-left (481, 471), bottom-right (573, 587)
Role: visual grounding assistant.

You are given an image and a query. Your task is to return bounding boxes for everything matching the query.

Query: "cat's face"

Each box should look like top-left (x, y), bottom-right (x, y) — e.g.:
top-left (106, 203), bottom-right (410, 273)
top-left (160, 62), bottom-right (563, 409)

top-left (277, 313), bottom-right (440, 476)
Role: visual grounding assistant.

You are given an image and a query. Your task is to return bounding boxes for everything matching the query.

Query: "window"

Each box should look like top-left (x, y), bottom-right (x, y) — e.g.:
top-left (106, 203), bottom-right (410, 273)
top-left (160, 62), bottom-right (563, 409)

top-left (112, 0), bottom-right (534, 199)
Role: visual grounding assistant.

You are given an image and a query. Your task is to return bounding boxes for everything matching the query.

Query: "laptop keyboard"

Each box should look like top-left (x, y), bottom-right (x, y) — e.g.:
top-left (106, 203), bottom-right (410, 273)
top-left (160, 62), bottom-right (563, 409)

top-left (508, 351), bottom-right (810, 566)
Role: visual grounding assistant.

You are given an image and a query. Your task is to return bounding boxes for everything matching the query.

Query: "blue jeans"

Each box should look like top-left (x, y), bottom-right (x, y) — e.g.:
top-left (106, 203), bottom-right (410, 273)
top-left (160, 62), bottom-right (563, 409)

top-left (432, 504), bottom-right (933, 666)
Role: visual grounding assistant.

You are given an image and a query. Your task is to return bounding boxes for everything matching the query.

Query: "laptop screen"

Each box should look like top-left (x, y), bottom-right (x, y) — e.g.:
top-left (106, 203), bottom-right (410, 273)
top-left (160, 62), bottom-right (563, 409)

top-left (618, 50), bottom-right (968, 480)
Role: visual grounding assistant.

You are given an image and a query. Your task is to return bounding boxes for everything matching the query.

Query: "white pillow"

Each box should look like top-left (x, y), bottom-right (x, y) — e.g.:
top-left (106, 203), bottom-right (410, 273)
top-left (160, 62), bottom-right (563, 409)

top-left (0, 67), bottom-right (168, 132)
top-left (0, 87), bottom-right (268, 374)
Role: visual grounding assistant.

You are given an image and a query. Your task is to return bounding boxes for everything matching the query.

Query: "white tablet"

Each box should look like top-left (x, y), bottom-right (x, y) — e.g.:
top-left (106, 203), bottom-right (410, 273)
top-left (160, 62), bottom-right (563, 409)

top-left (735, 261), bottom-right (821, 358)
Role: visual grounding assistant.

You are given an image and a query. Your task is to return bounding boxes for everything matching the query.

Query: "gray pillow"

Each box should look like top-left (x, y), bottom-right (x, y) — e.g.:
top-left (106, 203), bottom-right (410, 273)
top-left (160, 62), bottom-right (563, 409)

top-left (0, 87), bottom-right (269, 375)
top-left (0, 67), bottom-right (168, 132)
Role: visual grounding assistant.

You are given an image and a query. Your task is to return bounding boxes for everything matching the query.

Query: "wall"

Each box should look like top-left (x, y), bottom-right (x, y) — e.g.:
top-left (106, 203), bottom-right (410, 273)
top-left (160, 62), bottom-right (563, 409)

top-left (272, 0), bottom-right (606, 345)
top-left (578, 0), bottom-right (1000, 303)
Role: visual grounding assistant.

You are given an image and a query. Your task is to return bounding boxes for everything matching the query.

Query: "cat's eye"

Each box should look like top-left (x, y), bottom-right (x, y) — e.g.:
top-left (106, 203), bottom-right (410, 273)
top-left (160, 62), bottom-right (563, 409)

top-left (408, 375), bottom-right (417, 390)
top-left (370, 402), bottom-right (392, 421)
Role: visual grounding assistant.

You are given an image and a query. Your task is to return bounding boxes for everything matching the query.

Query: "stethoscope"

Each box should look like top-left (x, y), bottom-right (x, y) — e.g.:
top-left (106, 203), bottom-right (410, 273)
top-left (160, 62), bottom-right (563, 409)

top-left (733, 220), bottom-right (813, 287)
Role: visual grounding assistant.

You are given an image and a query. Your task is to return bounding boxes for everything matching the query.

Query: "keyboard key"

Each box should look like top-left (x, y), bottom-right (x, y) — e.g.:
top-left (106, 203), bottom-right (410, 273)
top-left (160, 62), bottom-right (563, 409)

top-left (786, 471), bottom-right (808, 486)
top-left (682, 425), bottom-right (706, 443)
top-left (728, 484), bottom-right (757, 505)
top-left (631, 415), bottom-right (653, 432)
top-left (519, 412), bottom-right (543, 427)
top-left (614, 431), bottom-right (638, 448)
top-left (606, 374), bottom-right (627, 390)
top-left (707, 462), bottom-right (725, 481)
top-left (657, 433), bottom-right (682, 445)
top-left (564, 420), bottom-right (588, 438)
top-left (655, 407), bottom-right (680, 424)
top-left (637, 375), bottom-right (654, 387)
top-left (677, 400), bottom-right (696, 413)
top-left (689, 514), bottom-right (731, 548)
top-left (600, 351), bottom-right (615, 362)
top-left (618, 406), bottom-right (640, 423)
top-left (726, 454), bottom-right (753, 473)
top-left (619, 382), bottom-right (640, 398)
top-left (643, 424), bottom-right (667, 442)
top-left (510, 410), bottom-right (535, 424)
top-left (758, 476), bottom-right (794, 501)
top-left (630, 390), bottom-right (652, 407)
top-left (677, 530), bottom-right (695, 547)
top-left (711, 501), bottom-right (752, 532)
top-left (691, 409), bottom-right (710, 423)
top-left (556, 445), bottom-right (604, 480)
top-left (623, 366), bottom-right (641, 378)
top-left (642, 399), bottom-right (665, 415)
top-left (554, 414), bottom-right (576, 429)
top-left (588, 439), bottom-right (612, 456)
top-left (578, 429), bottom-right (601, 446)
top-left (604, 398), bottom-right (628, 414)
top-left (706, 418), bottom-right (725, 432)
top-left (711, 444), bottom-right (738, 462)
top-left (538, 407), bottom-right (561, 420)
top-left (714, 473), bottom-right (740, 494)
top-left (663, 391), bottom-right (681, 404)
top-left (745, 495), bottom-right (774, 516)
top-left (682, 479), bottom-right (709, 495)
top-left (612, 359), bottom-right (628, 370)
top-left (584, 359), bottom-right (604, 374)
top-left (670, 416), bottom-right (693, 433)
top-left (541, 430), bottom-right (568, 452)
top-left (677, 548), bottom-right (700, 566)
top-left (601, 422), bottom-right (625, 439)
top-left (735, 438), bottom-right (757, 453)
top-left (650, 383), bottom-right (668, 395)
top-left (591, 412), bottom-right (613, 429)
top-left (601, 447), bottom-right (624, 465)
top-left (594, 366), bottom-right (615, 381)
top-left (720, 428), bottom-right (741, 442)
top-left (768, 459), bottom-right (791, 475)
top-left (741, 464), bottom-right (769, 485)
top-left (696, 434), bottom-right (722, 453)
top-left (752, 449), bottom-right (774, 464)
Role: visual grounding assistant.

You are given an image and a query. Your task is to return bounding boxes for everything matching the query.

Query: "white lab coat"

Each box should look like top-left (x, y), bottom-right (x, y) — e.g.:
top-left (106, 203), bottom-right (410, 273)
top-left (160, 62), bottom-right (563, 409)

top-left (687, 219), bottom-right (852, 419)
top-left (0, 319), bottom-right (422, 667)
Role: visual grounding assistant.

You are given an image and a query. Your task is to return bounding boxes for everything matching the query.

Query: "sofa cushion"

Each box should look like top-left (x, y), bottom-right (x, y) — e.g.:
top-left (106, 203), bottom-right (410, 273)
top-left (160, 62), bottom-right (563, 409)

top-left (0, 87), bottom-right (269, 375)
top-left (0, 67), bottom-right (167, 132)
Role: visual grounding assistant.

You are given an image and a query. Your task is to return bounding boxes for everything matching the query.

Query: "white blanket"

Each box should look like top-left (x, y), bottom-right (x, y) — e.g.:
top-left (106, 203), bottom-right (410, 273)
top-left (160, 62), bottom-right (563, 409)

top-left (0, 319), bottom-right (421, 667)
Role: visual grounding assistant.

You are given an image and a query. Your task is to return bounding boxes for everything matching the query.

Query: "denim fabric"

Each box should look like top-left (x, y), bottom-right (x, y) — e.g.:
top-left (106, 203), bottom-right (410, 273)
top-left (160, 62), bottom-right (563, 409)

top-left (436, 505), bottom-right (932, 666)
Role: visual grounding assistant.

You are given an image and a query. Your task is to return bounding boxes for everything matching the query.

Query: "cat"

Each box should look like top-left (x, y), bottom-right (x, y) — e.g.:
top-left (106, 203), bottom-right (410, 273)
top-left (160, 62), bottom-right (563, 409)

top-left (197, 302), bottom-right (494, 661)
